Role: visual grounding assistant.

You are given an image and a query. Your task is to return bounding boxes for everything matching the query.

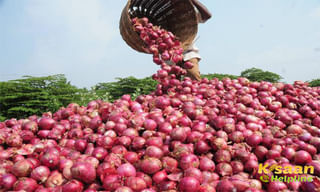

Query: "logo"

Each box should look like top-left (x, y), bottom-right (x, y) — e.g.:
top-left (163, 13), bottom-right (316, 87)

top-left (258, 163), bottom-right (314, 183)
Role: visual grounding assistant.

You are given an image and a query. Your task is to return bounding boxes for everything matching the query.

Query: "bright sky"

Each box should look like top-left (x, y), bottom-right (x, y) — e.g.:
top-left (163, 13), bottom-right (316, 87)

top-left (0, 0), bottom-right (319, 88)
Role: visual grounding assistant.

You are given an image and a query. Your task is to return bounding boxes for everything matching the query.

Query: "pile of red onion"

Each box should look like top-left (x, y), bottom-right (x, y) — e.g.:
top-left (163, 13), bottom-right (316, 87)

top-left (0, 17), bottom-right (320, 192)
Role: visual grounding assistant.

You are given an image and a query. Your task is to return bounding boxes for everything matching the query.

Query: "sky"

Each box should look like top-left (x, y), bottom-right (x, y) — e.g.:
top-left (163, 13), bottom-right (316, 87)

top-left (0, 0), bottom-right (319, 88)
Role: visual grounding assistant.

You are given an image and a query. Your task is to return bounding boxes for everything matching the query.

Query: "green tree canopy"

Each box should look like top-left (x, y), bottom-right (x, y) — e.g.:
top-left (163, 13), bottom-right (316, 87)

top-left (309, 79), bottom-right (320, 87)
top-left (240, 68), bottom-right (282, 83)
top-left (201, 73), bottom-right (239, 80)
top-left (93, 76), bottom-right (158, 102)
top-left (0, 74), bottom-right (81, 121)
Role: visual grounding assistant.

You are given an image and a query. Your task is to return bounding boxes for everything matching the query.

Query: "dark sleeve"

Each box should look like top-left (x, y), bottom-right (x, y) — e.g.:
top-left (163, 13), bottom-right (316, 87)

top-left (191, 0), bottom-right (212, 23)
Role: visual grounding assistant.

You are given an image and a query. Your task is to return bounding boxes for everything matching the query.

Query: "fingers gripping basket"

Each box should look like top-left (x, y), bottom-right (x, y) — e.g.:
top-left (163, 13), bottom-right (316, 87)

top-left (120, 0), bottom-right (198, 53)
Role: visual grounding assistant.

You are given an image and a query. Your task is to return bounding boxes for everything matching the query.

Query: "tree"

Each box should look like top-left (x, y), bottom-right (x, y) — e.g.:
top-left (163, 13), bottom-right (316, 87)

top-left (93, 76), bottom-right (158, 102)
top-left (201, 73), bottom-right (238, 80)
top-left (309, 79), bottom-right (320, 87)
top-left (240, 68), bottom-right (282, 83)
top-left (0, 74), bottom-right (82, 120)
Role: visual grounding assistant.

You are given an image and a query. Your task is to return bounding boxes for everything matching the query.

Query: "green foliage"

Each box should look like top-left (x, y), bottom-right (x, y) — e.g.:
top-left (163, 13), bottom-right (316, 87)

top-left (93, 76), bottom-right (158, 102)
top-left (309, 79), bottom-right (320, 87)
top-left (201, 73), bottom-right (239, 80)
top-left (0, 74), bottom-right (82, 120)
top-left (240, 68), bottom-right (282, 83)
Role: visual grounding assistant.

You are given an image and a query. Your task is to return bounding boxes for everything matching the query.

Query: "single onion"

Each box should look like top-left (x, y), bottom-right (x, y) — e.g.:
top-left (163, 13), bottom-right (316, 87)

top-left (179, 177), bottom-right (200, 192)
top-left (216, 179), bottom-right (236, 192)
top-left (180, 154), bottom-right (200, 170)
top-left (117, 163), bottom-right (136, 177)
top-left (11, 159), bottom-right (34, 177)
top-left (216, 163), bottom-right (233, 177)
top-left (125, 176), bottom-right (147, 191)
top-left (199, 156), bottom-right (215, 171)
top-left (102, 174), bottom-right (122, 191)
top-left (115, 186), bottom-right (134, 192)
top-left (140, 158), bottom-right (162, 174)
top-left (267, 181), bottom-right (287, 192)
top-left (0, 173), bottom-right (17, 190)
top-left (45, 170), bottom-right (64, 188)
top-left (31, 166), bottom-right (51, 183)
top-left (62, 179), bottom-right (84, 192)
top-left (13, 177), bottom-right (38, 192)
top-left (294, 150), bottom-right (312, 165)
top-left (152, 170), bottom-right (167, 184)
top-left (71, 162), bottom-right (96, 184)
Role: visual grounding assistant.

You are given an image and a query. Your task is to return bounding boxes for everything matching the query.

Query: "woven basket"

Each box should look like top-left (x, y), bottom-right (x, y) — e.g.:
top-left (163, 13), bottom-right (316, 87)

top-left (120, 0), bottom-right (198, 54)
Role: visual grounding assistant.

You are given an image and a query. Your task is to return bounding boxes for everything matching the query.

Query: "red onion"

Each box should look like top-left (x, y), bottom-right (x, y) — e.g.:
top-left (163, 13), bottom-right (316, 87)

top-left (152, 170), bottom-right (167, 184)
top-left (115, 186), bottom-right (134, 192)
top-left (124, 152), bottom-right (139, 164)
top-left (102, 174), bottom-right (122, 191)
top-left (294, 150), bottom-right (312, 165)
top-left (31, 166), bottom-right (51, 183)
top-left (266, 150), bottom-right (281, 160)
top-left (199, 156), bottom-right (215, 171)
top-left (184, 168), bottom-right (203, 183)
top-left (11, 159), bottom-right (34, 177)
top-left (230, 178), bottom-right (250, 192)
top-left (117, 136), bottom-right (132, 147)
top-left (146, 136), bottom-right (163, 148)
top-left (0, 173), bottom-right (17, 190)
top-left (229, 131), bottom-right (244, 143)
top-left (125, 176), bottom-right (147, 191)
top-left (211, 138), bottom-right (228, 151)
top-left (215, 149), bottom-right (232, 163)
top-left (61, 179), bottom-right (83, 192)
top-left (111, 145), bottom-right (128, 156)
top-left (143, 119), bottom-right (157, 131)
top-left (6, 134), bottom-right (23, 147)
top-left (179, 177), bottom-right (200, 192)
top-left (244, 159), bottom-right (259, 173)
top-left (23, 121), bottom-right (38, 133)
top-left (254, 146), bottom-right (268, 161)
top-left (132, 137), bottom-right (146, 149)
top-left (180, 154), bottom-right (200, 170)
top-left (267, 181), bottom-right (287, 192)
top-left (71, 162), bottom-right (96, 184)
top-left (307, 160), bottom-right (320, 176)
top-left (313, 116), bottom-right (320, 127)
top-left (171, 127), bottom-right (188, 142)
top-left (145, 146), bottom-right (163, 159)
top-left (159, 180), bottom-right (177, 191)
top-left (140, 158), bottom-right (162, 174)
top-left (162, 156), bottom-right (178, 173)
top-left (117, 163), bottom-right (136, 177)
top-left (45, 170), bottom-right (64, 188)
top-left (246, 133), bottom-right (262, 147)
top-left (0, 150), bottom-right (11, 160)
top-left (216, 179), bottom-right (236, 192)
top-left (104, 153), bottom-right (122, 168)
top-left (74, 139), bottom-right (87, 152)
top-left (231, 161), bottom-right (244, 174)
top-left (216, 163), bottom-right (233, 176)
top-left (40, 148), bottom-right (60, 169)
top-left (136, 172), bottom-right (153, 188)
top-left (13, 178), bottom-right (37, 192)
top-left (13, 154), bottom-right (25, 162)
top-left (92, 147), bottom-right (107, 161)
top-left (281, 147), bottom-right (296, 161)
top-left (39, 117), bottom-right (55, 130)
top-left (195, 140), bottom-right (211, 154)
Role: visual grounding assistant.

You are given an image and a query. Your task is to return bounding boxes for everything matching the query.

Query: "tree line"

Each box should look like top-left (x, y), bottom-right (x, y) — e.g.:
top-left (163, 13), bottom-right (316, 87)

top-left (0, 68), bottom-right (319, 121)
